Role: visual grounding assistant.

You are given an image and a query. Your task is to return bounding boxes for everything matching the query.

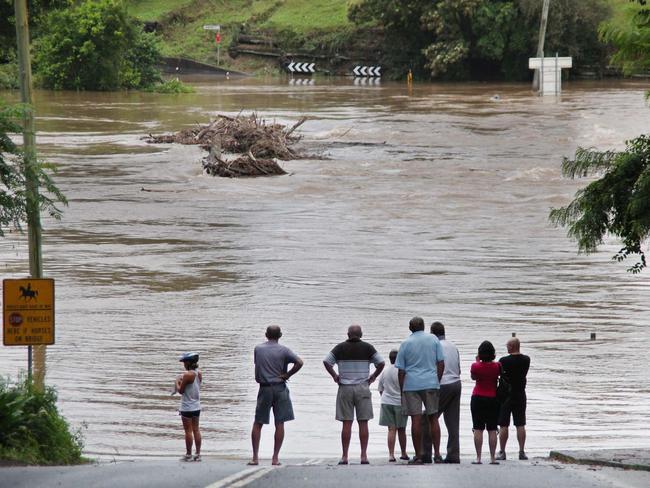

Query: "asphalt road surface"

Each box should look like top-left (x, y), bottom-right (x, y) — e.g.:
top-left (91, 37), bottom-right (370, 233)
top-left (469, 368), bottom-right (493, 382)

top-left (2, 457), bottom-right (649, 488)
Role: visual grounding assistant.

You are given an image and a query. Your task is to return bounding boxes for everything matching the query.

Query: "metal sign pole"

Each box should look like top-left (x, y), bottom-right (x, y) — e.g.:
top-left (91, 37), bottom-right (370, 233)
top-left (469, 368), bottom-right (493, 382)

top-left (539, 55), bottom-right (546, 95)
top-left (555, 52), bottom-right (559, 95)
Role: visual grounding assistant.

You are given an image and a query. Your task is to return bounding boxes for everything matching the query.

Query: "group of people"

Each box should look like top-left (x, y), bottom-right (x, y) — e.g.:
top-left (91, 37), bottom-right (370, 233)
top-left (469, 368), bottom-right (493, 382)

top-left (173, 318), bottom-right (530, 466)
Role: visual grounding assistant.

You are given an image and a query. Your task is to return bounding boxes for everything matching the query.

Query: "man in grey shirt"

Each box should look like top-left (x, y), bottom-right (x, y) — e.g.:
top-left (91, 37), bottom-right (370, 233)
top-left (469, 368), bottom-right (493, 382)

top-left (249, 325), bottom-right (303, 466)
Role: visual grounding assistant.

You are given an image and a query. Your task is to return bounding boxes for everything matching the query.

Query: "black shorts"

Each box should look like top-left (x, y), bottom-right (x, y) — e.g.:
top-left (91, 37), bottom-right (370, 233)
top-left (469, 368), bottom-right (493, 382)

top-left (498, 395), bottom-right (526, 427)
top-left (180, 410), bottom-right (201, 418)
top-left (471, 395), bottom-right (499, 431)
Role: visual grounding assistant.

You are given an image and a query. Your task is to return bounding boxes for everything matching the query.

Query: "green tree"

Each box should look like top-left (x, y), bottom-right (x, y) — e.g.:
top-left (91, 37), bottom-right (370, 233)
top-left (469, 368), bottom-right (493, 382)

top-left (550, 1), bottom-right (650, 273)
top-left (33, 0), bottom-right (161, 90)
top-left (600, 0), bottom-right (650, 74)
top-left (0, 102), bottom-right (66, 236)
top-left (549, 135), bottom-right (650, 273)
top-left (349, 0), bottom-right (611, 80)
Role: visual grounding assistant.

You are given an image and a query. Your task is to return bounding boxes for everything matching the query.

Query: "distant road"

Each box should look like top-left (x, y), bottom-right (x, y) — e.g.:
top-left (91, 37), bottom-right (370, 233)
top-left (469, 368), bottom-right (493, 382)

top-left (2, 457), bottom-right (650, 488)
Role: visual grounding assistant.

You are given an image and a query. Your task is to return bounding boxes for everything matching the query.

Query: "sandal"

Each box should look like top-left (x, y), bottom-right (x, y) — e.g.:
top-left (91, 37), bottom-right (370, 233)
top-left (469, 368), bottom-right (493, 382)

top-left (408, 457), bottom-right (423, 465)
top-left (399, 455), bottom-right (410, 461)
top-left (193, 454), bottom-right (202, 462)
top-left (180, 454), bottom-right (192, 462)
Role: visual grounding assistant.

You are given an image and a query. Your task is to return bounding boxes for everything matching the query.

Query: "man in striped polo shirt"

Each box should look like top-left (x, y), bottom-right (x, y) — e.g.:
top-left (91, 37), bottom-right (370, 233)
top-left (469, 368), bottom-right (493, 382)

top-left (324, 325), bottom-right (385, 465)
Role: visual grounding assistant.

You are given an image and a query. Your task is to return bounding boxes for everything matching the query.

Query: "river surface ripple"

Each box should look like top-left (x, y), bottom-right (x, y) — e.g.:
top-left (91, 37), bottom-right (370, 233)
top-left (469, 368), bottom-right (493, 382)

top-left (1, 79), bottom-right (649, 458)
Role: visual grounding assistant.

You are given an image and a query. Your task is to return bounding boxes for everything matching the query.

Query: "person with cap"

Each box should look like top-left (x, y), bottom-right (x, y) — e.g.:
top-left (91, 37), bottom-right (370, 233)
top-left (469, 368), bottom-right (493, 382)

top-left (470, 341), bottom-right (501, 465)
top-left (175, 352), bottom-right (202, 461)
top-left (249, 325), bottom-right (303, 466)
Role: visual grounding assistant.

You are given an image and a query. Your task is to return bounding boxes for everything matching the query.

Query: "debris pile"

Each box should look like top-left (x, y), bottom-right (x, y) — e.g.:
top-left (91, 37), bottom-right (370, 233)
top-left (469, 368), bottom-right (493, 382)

top-left (145, 113), bottom-right (306, 163)
top-left (202, 151), bottom-right (287, 178)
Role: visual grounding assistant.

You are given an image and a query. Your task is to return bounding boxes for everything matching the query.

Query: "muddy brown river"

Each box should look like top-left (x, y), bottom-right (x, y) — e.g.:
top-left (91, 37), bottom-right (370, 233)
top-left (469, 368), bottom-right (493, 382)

top-left (1, 78), bottom-right (649, 459)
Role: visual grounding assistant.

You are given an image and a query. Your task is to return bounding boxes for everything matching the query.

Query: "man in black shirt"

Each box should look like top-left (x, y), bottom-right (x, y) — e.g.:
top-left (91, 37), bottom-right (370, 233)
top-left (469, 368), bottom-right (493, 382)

top-left (496, 338), bottom-right (530, 461)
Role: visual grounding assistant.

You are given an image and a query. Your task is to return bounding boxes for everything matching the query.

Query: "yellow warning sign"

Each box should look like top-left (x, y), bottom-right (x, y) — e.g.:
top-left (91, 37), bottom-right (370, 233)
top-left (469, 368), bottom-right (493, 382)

top-left (3, 278), bottom-right (55, 346)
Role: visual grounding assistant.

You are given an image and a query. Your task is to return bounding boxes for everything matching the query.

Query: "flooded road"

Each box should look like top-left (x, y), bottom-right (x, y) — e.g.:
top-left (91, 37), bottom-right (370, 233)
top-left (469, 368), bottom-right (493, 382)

top-left (1, 78), bottom-right (649, 459)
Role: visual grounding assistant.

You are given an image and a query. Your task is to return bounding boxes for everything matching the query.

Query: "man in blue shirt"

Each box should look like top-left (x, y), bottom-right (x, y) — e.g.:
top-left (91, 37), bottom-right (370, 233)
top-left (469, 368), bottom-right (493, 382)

top-left (396, 317), bottom-right (445, 464)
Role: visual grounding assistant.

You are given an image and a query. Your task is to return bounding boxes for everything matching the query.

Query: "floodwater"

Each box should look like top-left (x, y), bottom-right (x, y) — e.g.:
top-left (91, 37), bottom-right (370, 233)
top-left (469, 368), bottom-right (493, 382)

top-left (1, 78), bottom-right (649, 460)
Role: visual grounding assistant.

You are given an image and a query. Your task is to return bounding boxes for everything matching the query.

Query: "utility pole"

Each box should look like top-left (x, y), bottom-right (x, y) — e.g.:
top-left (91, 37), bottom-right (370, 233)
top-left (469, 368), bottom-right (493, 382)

top-left (533, 0), bottom-right (551, 91)
top-left (14, 0), bottom-right (46, 390)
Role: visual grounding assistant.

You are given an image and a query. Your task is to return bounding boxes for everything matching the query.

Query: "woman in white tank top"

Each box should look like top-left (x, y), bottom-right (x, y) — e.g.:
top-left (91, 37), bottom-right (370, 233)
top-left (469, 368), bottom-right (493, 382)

top-left (176, 352), bottom-right (202, 461)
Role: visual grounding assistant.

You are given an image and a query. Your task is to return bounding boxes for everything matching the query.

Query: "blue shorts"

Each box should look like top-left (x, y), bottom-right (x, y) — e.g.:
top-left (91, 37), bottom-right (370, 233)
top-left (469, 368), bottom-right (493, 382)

top-left (255, 383), bottom-right (295, 424)
top-left (180, 410), bottom-right (200, 418)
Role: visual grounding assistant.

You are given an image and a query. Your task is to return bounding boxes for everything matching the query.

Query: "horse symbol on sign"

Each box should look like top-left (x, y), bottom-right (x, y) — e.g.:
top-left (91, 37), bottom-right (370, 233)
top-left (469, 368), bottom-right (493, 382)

top-left (19, 283), bottom-right (38, 301)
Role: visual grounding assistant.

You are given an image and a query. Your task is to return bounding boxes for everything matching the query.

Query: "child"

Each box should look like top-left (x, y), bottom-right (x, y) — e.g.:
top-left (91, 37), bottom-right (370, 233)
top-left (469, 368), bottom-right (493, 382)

top-left (176, 352), bottom-right (202, 461)
top-left (378, 349), bottom-right (409, 462)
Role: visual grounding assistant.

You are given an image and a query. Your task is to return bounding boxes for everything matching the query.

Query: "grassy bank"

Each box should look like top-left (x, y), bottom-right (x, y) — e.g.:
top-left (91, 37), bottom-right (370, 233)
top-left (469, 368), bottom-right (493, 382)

top-left (124, 0), bottom-right (635, 76)
top-left (126, 0), bottom-right (361, 69)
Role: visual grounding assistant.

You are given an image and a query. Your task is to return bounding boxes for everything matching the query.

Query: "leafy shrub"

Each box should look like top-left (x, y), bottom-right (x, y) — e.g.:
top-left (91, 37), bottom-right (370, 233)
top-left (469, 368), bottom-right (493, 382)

top-left (145, 78), bottom-right (195, 93)
top-left (0, 57), bottom-right (18, 90)
top-left (0, 377), bottom-right (84, 465)
top-left (33, 0), bottom-right (161, 90)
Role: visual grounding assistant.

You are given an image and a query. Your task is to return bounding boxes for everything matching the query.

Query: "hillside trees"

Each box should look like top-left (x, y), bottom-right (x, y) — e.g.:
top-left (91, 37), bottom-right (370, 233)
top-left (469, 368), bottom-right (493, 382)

top-left (33, 0), bottom-right (161, 90)
top-left (350, 0), bottom-right (611, 80)
top-left (599, 0), bottom-right (650, 74)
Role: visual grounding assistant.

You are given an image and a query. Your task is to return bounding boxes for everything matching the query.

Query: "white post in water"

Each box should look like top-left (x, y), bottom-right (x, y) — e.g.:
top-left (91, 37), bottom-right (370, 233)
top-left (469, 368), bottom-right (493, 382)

top-left (529, 54), bottom-right (572, 96)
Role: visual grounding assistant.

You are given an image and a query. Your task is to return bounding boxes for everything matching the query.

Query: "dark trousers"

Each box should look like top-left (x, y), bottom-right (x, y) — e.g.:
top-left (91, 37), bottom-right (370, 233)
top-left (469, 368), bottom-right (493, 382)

top-left (421, 381), bottom-right (461, 461)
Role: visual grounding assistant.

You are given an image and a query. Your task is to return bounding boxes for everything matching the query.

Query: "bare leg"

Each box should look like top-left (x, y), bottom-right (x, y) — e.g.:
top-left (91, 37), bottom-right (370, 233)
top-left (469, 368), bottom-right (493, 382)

top-left (191, 417), bottom-right (201, 455)
top-left (359, 420), bottom-right (369, 463)
top-left (429, 415), bottom-right (441, 459)
top-left (397, 427), bottom-right (408, 458)
top-left (272, 422), bottom-right (285, 465)
top-left (250, 422), bottom-right (263, 465)
top-left (488, 430), bottom-right (498, 463)
top-left (516, 426), bottom-right (526, 452)
top-left (341, 420), bottom-right (352, 463)
top-left (410, 414), bottom-right (422, 459)
top-left (387, 427), bottom-right (397, 460)
top-left (499, 426), bottom-right (508, 453)
top-left (182, 417), bottom-right (193, 456)
top-left (473, 429), bottom-right (483, 463)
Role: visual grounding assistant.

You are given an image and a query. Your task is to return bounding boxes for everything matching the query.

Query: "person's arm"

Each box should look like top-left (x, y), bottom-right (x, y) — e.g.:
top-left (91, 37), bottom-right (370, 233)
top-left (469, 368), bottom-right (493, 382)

top-left (470, 360), bottom-right (478, 381)
top-left (368, 361), bottom-right (384, 385)
top-left (398, 369), bottom-right (405, 393)
top-left (280, 356), bottom-right (304, 381)
top-left (177, 370), bottom-right (196, 394)
top-left (436, 360), bottom-right (445, 382)
top-left (377, 371), bottom-right (385, 394)
top-left (324, 361), bottom-right (339, 383)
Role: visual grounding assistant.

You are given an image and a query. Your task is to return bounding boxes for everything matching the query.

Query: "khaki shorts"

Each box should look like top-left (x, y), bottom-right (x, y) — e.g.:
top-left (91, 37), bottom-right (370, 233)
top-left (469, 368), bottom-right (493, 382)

top-left (336, 383), bottom-right (373, 421)
top-left (402, 389), bottom-right (439, 416)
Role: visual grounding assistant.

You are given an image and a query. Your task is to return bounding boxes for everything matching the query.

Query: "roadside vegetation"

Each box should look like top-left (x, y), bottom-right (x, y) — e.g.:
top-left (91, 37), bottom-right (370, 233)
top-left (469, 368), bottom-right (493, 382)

top-left (550, 0), bottom-right (650, 273)
top-left (0, 377), bottom-right (84, 465)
